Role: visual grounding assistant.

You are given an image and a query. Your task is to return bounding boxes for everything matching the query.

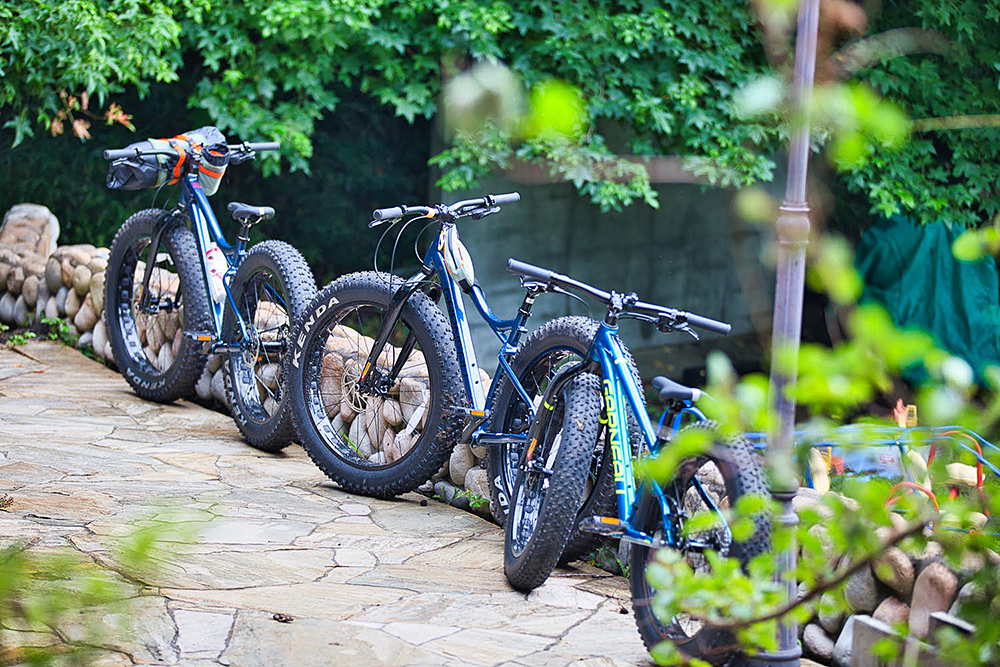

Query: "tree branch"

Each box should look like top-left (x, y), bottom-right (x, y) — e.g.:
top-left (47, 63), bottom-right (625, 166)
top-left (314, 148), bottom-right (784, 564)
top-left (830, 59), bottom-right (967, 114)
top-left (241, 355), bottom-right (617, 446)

top-left (696, 517), bottom-right (930, 631)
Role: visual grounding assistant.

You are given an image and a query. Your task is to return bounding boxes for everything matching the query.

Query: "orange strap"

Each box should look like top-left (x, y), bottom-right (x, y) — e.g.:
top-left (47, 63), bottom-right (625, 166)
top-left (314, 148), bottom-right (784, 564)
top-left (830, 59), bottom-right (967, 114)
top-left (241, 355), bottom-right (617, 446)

top-left (198, 164), bottom-right (224, 178)
top-left (167, 138), bottom-right (187, 184)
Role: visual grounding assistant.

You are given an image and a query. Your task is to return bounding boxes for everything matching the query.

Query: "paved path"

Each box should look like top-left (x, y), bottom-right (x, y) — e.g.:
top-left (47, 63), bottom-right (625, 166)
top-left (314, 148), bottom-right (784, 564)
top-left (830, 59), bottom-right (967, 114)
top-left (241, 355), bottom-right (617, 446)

top-left (0, 341), bottom-right (649, 666)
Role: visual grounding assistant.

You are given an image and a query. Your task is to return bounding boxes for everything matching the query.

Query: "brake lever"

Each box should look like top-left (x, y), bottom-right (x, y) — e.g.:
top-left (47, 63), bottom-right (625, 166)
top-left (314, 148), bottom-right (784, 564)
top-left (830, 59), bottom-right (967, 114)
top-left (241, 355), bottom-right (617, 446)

top-left (470, 206), bottom-right (499, 220)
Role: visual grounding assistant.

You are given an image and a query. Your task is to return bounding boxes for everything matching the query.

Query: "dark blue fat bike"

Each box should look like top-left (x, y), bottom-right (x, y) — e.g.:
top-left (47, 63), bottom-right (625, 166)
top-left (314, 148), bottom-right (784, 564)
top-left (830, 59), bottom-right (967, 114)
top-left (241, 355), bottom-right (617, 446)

top-left (284, 191), bottom-right (640, 553)
top-left (501, 259), bottom-right (770, 666)
top-left (102, 140), bottom-right (316, 451)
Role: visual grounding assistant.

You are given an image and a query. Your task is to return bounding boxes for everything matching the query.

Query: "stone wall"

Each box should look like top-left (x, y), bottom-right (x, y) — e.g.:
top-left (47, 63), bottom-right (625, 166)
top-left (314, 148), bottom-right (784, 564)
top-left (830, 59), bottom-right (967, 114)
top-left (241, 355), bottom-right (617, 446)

top-left (794, 487), bottom-right (988, 666)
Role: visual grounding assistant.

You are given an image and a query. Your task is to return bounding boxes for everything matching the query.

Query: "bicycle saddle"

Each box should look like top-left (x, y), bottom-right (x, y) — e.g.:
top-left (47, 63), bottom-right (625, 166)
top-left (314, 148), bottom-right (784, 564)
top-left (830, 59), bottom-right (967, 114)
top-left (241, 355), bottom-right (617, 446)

top-left (227, 202), bottom-right (275, 223)
top-left (651, 376), bottom-right (701, 403)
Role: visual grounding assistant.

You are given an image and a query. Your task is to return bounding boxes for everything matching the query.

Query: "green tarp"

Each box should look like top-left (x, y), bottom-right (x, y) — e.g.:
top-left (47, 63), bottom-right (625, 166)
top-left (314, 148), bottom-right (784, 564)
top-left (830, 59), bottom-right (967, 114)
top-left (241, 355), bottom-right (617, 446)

top-left (855, 215), bottom-right (1000, 381)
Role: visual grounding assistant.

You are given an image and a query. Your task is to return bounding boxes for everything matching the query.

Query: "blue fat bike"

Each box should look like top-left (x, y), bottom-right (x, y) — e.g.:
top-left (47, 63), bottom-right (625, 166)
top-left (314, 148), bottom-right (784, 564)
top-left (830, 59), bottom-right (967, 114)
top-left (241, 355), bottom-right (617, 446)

top-left (502, 259), bottom-right (770, 665)
top-left (103, 134), bottom-right (316, 451)
top-left (284, 191), bottom-right (639, 545)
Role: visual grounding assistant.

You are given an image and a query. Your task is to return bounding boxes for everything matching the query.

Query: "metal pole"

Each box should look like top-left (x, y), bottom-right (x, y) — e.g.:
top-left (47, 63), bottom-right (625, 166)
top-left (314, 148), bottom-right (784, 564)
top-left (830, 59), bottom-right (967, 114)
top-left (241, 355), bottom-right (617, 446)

top-left (747, 0), bottom-right (819, 665)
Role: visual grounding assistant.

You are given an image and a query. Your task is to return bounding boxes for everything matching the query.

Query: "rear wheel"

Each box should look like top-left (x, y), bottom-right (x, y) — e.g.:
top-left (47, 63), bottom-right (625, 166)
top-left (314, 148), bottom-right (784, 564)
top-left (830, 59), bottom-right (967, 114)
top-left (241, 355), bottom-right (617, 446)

top-left (104, 209), bottom-right (211, 402)
top-left (629, 422), bottom-right (770, 664)
top-left (223, 240), bottom-right (316, 452)
top-left (284, 271), bottom-right (465, 498)
top-left (504, 372), bottom-right (603, 591)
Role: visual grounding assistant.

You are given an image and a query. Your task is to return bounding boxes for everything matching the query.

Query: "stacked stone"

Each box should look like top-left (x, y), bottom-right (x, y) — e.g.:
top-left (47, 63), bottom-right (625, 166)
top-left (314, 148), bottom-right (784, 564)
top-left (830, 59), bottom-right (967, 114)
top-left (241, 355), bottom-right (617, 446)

top-left (794, 487), bottom-right (992, 666)
top-left (0, 205), bottom-right (113, 361)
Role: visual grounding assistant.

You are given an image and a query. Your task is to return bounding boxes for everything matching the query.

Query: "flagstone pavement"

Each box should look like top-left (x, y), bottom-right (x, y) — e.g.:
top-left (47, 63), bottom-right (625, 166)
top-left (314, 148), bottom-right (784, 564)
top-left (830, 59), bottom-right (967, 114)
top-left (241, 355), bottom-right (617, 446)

top-left (0, 341), bottom-right (651, 666)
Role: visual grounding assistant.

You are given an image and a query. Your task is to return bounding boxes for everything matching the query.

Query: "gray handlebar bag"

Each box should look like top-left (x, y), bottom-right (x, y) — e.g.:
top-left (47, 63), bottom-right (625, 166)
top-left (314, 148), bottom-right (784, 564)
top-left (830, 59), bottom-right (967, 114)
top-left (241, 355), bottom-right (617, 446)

top-left (106, 126), bottom-right (229, 194)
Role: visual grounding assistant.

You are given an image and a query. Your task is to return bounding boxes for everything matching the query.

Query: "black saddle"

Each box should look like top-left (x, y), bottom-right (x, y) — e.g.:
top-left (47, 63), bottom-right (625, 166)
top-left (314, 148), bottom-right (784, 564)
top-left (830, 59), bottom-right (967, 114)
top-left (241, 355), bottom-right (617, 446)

top-left (651, 376), bottom-right (700, 403)
top-left (227, 202), bottom-right (275, 223)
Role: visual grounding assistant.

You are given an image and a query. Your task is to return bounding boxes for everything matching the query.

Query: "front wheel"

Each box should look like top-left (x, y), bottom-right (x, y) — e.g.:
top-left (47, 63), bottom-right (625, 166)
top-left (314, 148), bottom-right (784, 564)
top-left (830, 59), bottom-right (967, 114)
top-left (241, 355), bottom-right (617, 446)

top-left (104, 209), bottom-right (212, 402)
top-left (629, 422), bottom-right (770, 664)
top-left (504, 372), bottom-right (603, 592)
top-left (222, 240), bottom-right (316, 452)
top-left (284, 271), bottom-right (465, 498)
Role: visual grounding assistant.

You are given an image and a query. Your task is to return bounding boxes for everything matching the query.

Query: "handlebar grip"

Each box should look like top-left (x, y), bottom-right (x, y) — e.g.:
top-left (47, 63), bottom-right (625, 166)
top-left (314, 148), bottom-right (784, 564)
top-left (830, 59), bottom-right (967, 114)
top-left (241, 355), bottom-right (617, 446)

top-left (247, 141), bottom-right (280, 152)
top-left (104, 148), bottom-right (137, 160)
top-left (492, 192), bottom-right (520, 205)
top-left (372, 206), bottom-right (405, 221)
top-left (506, 258), bottom-right (555, 284)
top-left (683, 312), bottom-right (731, 335)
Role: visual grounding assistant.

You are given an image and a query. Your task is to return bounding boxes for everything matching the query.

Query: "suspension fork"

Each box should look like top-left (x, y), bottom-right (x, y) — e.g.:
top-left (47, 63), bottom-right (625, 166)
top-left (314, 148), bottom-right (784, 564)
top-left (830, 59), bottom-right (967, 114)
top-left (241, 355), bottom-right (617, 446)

top-left (357, 265), bottom-right (435, 393)
top-left (520, 360), bottom-right (596, 471)
top-left (138, 209), bottom-right (184, 312)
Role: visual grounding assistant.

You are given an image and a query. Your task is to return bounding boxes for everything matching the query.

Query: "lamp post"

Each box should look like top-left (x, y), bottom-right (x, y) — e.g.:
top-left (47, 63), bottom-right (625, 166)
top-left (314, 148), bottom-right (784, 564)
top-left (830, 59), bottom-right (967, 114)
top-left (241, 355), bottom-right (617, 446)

top-left (748, 0), bottom-right (820, 665)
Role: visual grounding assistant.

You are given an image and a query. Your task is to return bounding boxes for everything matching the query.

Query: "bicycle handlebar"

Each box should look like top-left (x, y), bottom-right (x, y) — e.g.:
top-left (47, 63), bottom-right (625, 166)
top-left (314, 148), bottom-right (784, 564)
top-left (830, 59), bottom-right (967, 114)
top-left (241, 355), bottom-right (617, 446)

top-left (103, 141), bottom-right (280, 161)
top-left (506, 258), bottom-right (731, 336)
top-left (370, 192), bottom-right (520, 224)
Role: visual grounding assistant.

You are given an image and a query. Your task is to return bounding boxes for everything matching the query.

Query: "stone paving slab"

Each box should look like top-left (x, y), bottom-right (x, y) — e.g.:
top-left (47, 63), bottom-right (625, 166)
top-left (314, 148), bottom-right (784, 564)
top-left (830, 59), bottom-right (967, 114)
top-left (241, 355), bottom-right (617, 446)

top-left (0, 342), bottom-right (652, 666)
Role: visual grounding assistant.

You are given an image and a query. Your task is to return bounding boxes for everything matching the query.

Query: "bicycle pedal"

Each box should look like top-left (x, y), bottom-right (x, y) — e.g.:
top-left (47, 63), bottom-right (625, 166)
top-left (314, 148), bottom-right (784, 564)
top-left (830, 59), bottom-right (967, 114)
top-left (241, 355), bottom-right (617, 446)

top-left (579, 515), bottom-right (626, 538)
top-left (184, 331), bottom-right (216, 354)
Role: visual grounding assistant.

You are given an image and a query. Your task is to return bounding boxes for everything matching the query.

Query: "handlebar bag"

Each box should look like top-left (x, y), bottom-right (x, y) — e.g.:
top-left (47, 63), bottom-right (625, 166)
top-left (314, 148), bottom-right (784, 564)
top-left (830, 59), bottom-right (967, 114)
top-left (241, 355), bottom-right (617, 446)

top-left (105, 139), bottom-right (176, 190)
top-left (105, 126), bottom-right (229, 192)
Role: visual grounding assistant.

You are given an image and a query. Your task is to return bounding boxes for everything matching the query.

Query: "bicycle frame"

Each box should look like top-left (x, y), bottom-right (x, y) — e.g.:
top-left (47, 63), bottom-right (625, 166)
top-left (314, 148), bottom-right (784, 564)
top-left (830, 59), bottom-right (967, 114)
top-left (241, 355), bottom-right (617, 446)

top-left (144, 174), bottom-right (262, 348)
top-left (360, 221), bottom-right (541, 449)
top-left (586, 321), bottom-right (724, 549)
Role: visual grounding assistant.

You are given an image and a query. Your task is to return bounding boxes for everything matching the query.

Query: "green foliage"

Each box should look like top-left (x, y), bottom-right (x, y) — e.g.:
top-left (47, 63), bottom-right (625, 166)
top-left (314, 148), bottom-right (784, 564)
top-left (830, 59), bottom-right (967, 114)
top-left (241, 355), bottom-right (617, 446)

top-left (5, 331), bottom-right (36, 347)
top-left (842, 0), bottom-right (1000, 227)
top-left (641, 236), bottom-right (1000, 664)
top-left (0, 511), bottom-right (202, 665)
top-left (41, 317), bottom-right (78, 346)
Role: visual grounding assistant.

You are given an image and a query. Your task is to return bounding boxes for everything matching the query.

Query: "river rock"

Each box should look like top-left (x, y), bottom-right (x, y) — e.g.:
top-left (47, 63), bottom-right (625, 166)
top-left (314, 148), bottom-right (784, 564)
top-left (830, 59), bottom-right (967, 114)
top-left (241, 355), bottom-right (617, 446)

top-left (12, 295), bottom-right (27, 326)
top-left (72, 264), bottom-right (92, 296)
top-left (910, 560), bottom-right (958, 638)
top-left (90, 271), bottom-right (105, 314)
top-left (21, 275), bottom-right (39, 308)
top-left (211, 369), bottom-right (228, 406)
top-left (449, 442), bottom-right (476, 487)
top-left (465, 466), bottom-right (490, 500)
top-left (92, 320), bottom-right (107, 358)
top-left (949, 582), bottom-right (979, 618)
top-left (64, 288), bottom-right (81, 320)
top-left (207, 353), bottom-right (223, 374)
top-left (44, 295), bottom-right (58, 319)
top-left (399, 377), bottom-right (428, 430)
top-left (88, 257), bottom-right (107, 273)
top-left (0, 292), bottom-right (14, 325)
top-left (258, 363), bottom-right (281, 390)
top-left (382, 399), bottom-right (403, 427)
top-left (74, 294), bottom-right (97, 331)
top-left (65, 247), bottom-right (92, 266)
top-left (147, 316), bottom-right (164, 353)
top-left (195, 366), bottom-right (213, 401)
top-left (365, 407), bottom-right (386, 447)
top-left (348, 416), bottom-right (373, 459)
top-left (157, 342), bottom-right (175, 371)
top-left (873, 545), bottom-right (914, 598)
top-left (803, 623), bottom-right (834, 662)
top-left (76, 331), bottom-right (93, 350)
top-left (60, 257), bottom-right (74, 286)
top-left (44, 258), bottom-right (63, 293)
top-left (0, 262), bottom-right (9, 288)
top-left (387, 432), bottom-right (418, 464)
top-left (320, 356), bottom-right (344, 418)
top-left (264, 396), bottom-right (278, 416)
top-left (144, 345), bottom-right (157, 367)
top-left (6, 265), bottom-right (24, 294)
top-left (818, 592), bottom-right (845, 635)
top-left (832, 615), bottom-right (859, 667)
top-left (55, 286), bottom-right (68, 316)
top-left (872, 596), bottom-right (909, 626)
top-left (844, 564), bottom-right (878, 613)
top-left (34, 282), bottom-right (48, 319)
top-left (0, 204), bottom-right (59, 257)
